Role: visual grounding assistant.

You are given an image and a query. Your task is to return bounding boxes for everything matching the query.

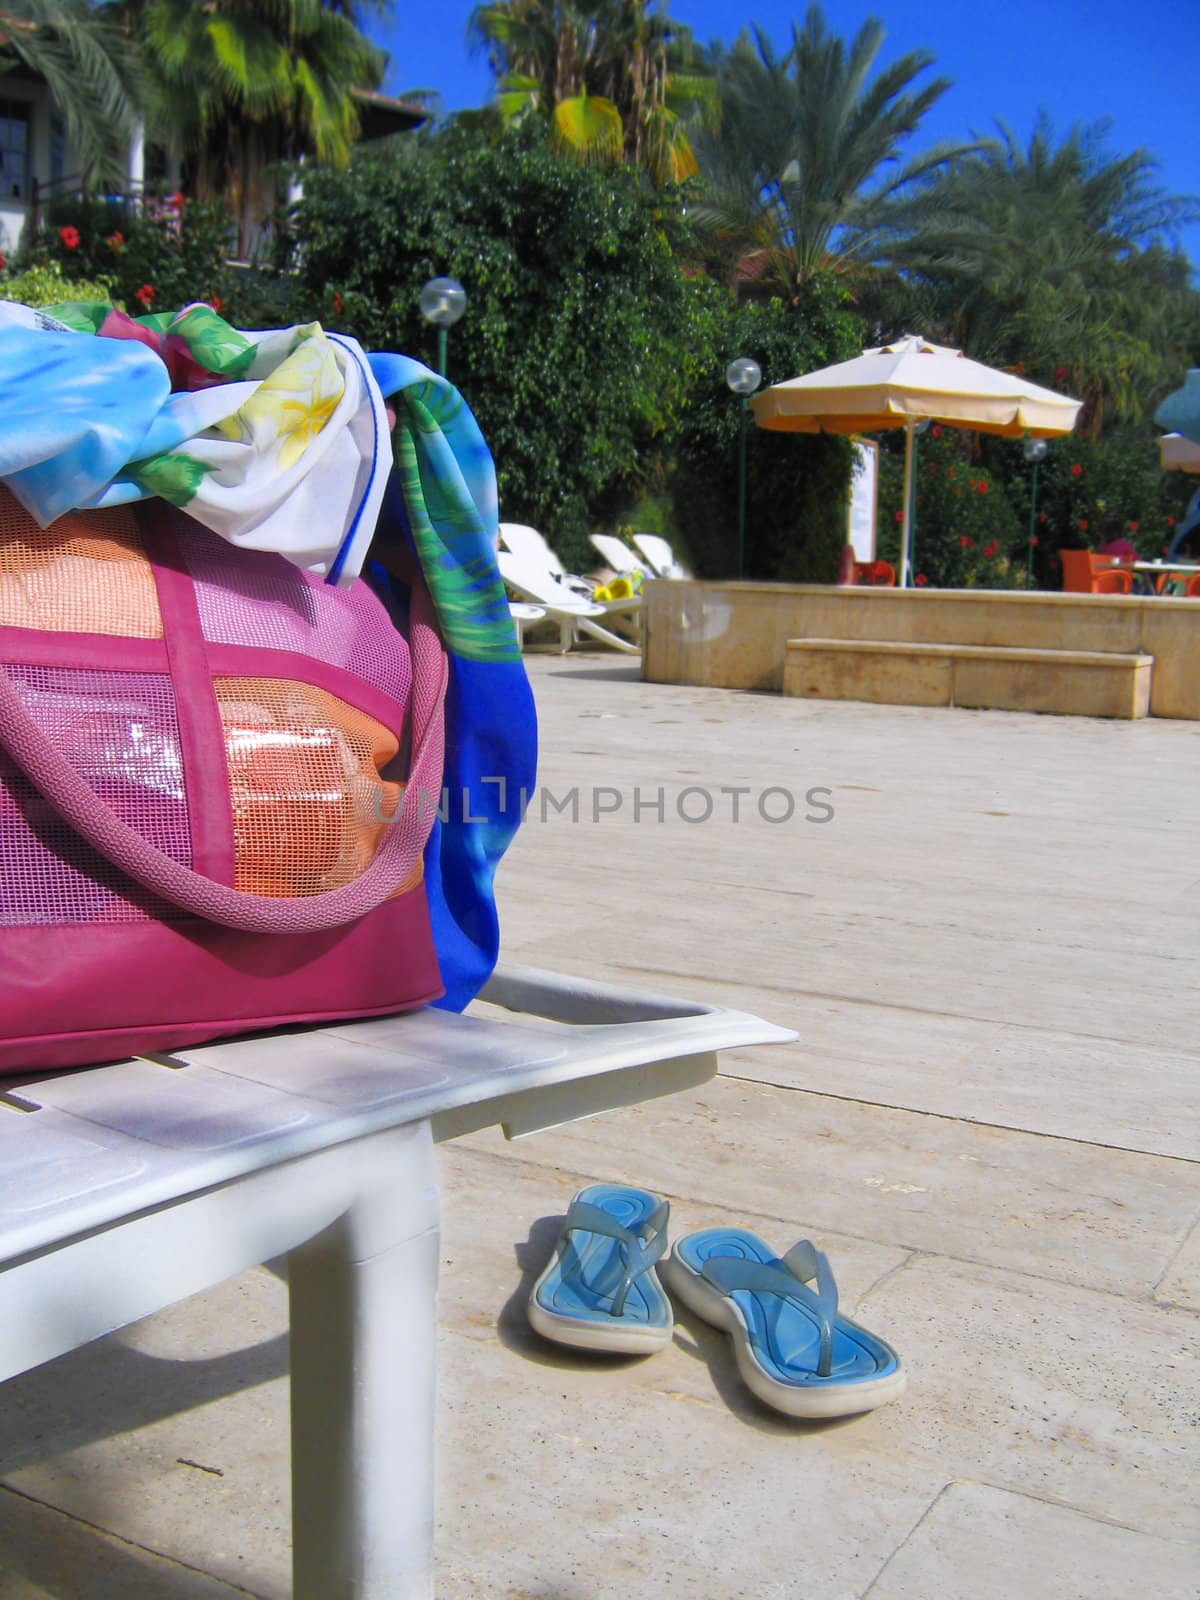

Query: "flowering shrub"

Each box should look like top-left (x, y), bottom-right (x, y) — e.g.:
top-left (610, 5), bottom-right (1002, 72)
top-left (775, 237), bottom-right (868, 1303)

top-left (987, 427), bottom-right (1194, 584)
top-left (876, 430), bottom-right (1023, 587)
top-left (26, 195), bottom-right (234, 316)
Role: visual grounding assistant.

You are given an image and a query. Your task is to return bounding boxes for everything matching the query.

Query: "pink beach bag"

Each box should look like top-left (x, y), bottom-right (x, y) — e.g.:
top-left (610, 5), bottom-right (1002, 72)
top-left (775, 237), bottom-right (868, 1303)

top-left (0, 489), bottom-right (447, 1072)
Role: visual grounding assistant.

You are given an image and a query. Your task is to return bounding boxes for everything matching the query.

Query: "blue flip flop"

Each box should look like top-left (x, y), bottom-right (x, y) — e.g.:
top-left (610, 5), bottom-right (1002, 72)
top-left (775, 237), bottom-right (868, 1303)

top-left (527, 1185), bottom-right (673, 1354)
top-left (663, 1227), bottom-right (905, 1417)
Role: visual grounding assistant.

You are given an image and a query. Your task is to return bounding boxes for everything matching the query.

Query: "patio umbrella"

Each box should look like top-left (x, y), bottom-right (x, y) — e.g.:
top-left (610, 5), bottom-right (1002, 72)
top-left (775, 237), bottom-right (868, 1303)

top-left (751, 334), bottom-right (1082, 586)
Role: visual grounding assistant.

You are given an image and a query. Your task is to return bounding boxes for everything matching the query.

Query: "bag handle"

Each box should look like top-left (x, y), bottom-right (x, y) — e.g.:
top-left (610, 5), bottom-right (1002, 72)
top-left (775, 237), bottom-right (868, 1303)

top-left (0, 635), bottom-right (447, 936)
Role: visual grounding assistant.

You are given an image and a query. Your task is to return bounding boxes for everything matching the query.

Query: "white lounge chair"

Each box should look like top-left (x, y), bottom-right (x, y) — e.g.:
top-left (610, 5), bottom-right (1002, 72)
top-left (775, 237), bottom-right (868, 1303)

top-left (497, 549), bottom-right (642, 654)
top-left (0, 963), bottom-right (791, 1598)
top-left (589, 533), bottom-right (647, 576)
top-left (498, 522), bottom-right (593, 597)
top-left (509, 602), bottom-right (546, 648)
top-left (632, 533), bottom-right (690, 579)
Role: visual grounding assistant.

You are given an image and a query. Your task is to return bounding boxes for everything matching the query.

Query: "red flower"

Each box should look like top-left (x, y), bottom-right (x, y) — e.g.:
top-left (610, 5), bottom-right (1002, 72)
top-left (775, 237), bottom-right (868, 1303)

top-left (171, 191), bottom-right (185, 209)
top-left (1030, 534), bottom-right (1038, 547)
top-left (0, 252), bottom-right (6, 273)
top-left (58, 225), bottom-right (80, 251)
top-left (976, 480), bottom-right (988, 495)
top-left (1038, 511), bottom-right (1047, 524)
top-left (1071, 464), bottom-right (1082, 477)
top-left (135, 283), bottom-right (155, 308)
top-left (931, 425), bottom-right (941, 438)
top-left (915, 573), bottom-right (929, 587)
top-left (332, 290), bottom-right (343, 315)
top-left (1078, 519), bottom-right (1089, 533)
top-left (983, 541), bottom-right (998, 558)
top-left (207, 294), bottom-right (223, 313)
top-left (1127, 521), bottom-right (1139, 534)
top-left (1054, 366), bottom-right (1069, 381)
top-left (1166, 516), bottom-right (1175, 528)
top-left (959, 535), bottom-right (971, 549)
top-left (106, 230), bottom-right (124, 253)
top-left (894, 510), bottom-right (903, 523)
top-left (947, 467), bottom-right (956, 480)
top-left (968, 479), bottom-right (977, 490)
top-left (928, 463), bottom-right (937, 474)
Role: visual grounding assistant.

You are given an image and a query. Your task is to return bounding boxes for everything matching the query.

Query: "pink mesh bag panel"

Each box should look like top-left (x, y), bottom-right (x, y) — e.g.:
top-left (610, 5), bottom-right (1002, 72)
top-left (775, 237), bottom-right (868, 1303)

top-left (183, 524), bottom-right (411, 704)
top-left (0, 491), bottom-right (447, 1071)
top-left (0, 666), bottom-right (187, 925)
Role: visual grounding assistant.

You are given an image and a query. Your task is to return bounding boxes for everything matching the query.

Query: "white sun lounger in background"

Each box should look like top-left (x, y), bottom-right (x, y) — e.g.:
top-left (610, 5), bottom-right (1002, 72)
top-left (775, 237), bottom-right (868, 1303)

top-left (509, 602), bottom-right (546, 648)
top-left (498, 522), bottom-right (593, 596)
top-left (632, 533), bottom-right (690, 579)
top-left (497, 548), bottom-right (643, 654)
top-left (589, 533), bottom-right (647, 576)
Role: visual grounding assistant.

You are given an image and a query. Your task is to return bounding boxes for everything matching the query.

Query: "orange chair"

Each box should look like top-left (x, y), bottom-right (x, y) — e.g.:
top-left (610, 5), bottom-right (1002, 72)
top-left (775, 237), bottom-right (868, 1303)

top-left (1186, 574), bottom-right (1200, 598)
top-left (1092, 568), bottom-right (1133, 594)
top-left (852, 560), bottom-right (896, 587)
top-left (1154, 570), bottom-right (1189, 594)
top-left (1061, 550), bottom-right (1132, 594)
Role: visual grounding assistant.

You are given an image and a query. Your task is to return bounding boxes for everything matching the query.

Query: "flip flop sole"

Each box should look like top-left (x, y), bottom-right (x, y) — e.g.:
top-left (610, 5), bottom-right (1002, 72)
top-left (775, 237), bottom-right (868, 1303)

top-left (526, 1276), bottom-right (674, 1354)
top-left (527, 1185), bottom-right (673, 1355)
top-left (663, 1245), bottom-right (906, 1419)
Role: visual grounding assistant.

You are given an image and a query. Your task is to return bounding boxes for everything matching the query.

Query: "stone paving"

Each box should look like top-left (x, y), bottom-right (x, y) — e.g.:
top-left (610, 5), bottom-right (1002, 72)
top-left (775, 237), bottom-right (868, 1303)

top-left (0, 653), bottom-right (1196, 1598)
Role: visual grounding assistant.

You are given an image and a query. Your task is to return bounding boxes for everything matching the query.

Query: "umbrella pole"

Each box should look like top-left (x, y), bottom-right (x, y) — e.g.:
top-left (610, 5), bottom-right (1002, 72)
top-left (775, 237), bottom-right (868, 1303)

top-left (898, 422), bottom-right (916, 587)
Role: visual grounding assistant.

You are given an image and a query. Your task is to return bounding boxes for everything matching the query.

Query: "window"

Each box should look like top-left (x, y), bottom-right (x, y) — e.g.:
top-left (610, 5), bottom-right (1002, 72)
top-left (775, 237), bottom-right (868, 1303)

top-left (0, 101), bottom-right (30, 201)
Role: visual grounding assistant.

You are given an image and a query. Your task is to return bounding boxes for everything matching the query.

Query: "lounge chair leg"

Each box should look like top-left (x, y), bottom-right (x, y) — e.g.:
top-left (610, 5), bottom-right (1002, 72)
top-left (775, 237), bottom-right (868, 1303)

top-left (578, 617), bottom-right (641, 654)
top-left (290, 1120), bottom-right (441, 1600)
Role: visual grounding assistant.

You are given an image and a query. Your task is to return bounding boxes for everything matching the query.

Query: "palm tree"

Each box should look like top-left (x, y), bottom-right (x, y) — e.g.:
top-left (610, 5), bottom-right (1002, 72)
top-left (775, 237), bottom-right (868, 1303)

top-left (0, 0), bottom-right (141, 184)
top-left (881, 118), bottom-right (1200, 433)
top-left (468, 0), bottom-right (709, 186)
top-left (688, 4), bottom-right (968, 301)
top-left (131, 0), bottom-right (386, 253)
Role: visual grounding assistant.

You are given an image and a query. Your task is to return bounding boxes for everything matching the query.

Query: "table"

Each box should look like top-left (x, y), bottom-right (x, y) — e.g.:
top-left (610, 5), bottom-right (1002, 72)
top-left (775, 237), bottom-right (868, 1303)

top-left (0, 963), bottom-right (791, 1599)
top-left (1126, 560), bottom-right (1200, 596)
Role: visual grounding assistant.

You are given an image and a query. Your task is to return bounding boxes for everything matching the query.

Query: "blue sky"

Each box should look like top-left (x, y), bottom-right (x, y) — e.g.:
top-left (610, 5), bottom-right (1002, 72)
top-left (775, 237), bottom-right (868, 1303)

top-left (368, 0), bottom-right (1200, 268)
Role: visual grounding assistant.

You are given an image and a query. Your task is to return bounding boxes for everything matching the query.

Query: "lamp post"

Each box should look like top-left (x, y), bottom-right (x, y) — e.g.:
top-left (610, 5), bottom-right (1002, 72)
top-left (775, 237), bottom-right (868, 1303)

top-left (726, 356), bottom-right (762, 579)
top-left (1023, 437), bottom-right (1049, 589)
top-left (419, 276), bottom-right (467, 378)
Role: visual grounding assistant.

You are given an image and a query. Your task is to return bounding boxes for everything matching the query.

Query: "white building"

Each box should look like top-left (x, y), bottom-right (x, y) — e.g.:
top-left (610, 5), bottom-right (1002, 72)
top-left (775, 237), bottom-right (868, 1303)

top-left (0, 66), bottom-right (424, 258)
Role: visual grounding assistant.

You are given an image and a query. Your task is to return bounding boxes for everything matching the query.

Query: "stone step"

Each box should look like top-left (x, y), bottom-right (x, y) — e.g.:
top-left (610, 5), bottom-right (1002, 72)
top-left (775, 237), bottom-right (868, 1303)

top-left (783, 638), bottom-right (1153, 718)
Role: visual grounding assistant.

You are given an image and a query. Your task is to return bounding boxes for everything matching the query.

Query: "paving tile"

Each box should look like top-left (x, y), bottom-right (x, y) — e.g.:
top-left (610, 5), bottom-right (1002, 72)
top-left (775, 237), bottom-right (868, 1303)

top-left (857, 1255), bottom-right (1200, 1542)
top-left (0, 1485), bottom-right (264, 1599)
top-left (1156, 1214), bottom-right (1200, 1311)
top-left (502, 657), bottom-right (1200, 1156)
top-left (435, 1324), bottom-right (941, 1600)
top-left (447, 1074), bottom-right (1199, 1300)
top-left (865, 1480), bottom-right (1200, 1600)
top-left (0, 1273), bottom-right (292, 1600)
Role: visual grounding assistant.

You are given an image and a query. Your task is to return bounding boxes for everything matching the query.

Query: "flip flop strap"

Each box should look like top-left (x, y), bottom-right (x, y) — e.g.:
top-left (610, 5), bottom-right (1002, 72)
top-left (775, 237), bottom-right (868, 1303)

top-left (700, 1243), bottom-right (839, 1377)
top-left (561, 1198), bottom-right (669, 1318)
